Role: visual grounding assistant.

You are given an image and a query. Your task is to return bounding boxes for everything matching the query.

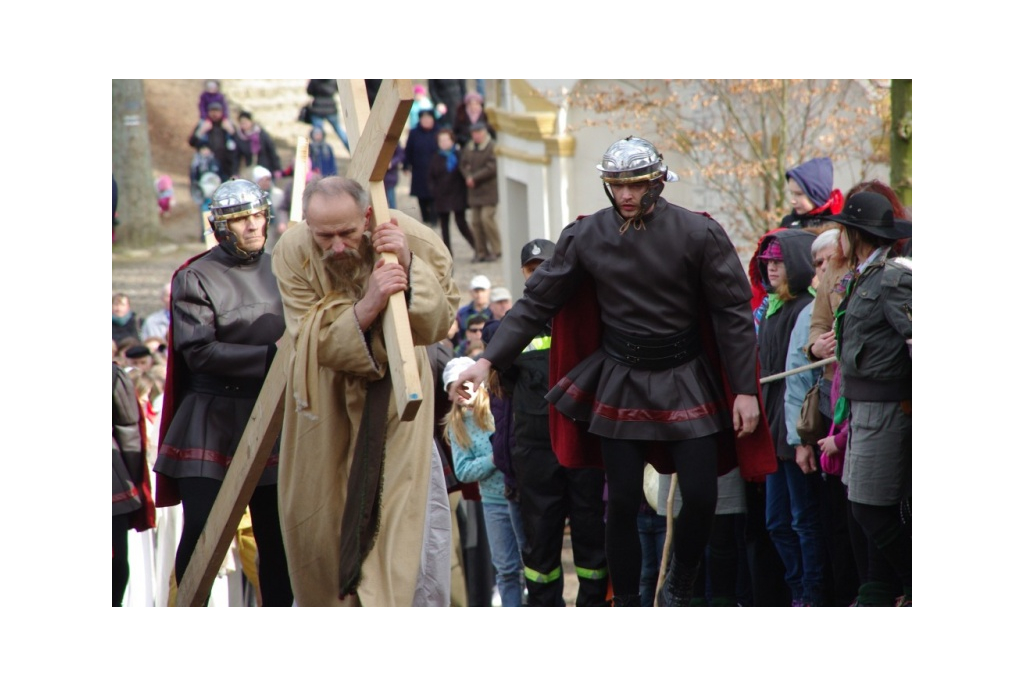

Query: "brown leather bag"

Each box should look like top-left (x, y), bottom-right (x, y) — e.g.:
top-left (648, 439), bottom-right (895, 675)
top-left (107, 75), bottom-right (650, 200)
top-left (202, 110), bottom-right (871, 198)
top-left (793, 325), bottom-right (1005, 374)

top-left (797, 384), bottom-right (830, 444)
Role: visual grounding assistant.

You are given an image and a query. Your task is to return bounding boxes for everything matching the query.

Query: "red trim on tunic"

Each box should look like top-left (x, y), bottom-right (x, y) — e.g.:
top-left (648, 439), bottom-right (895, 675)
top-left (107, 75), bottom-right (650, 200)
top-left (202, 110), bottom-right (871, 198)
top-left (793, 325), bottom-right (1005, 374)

top-left (157, 445), bottom-right (281, 468)
top-left (557, 376), bottom-right (726, 423)
top-left (112, 486), bottom-right (139, 504)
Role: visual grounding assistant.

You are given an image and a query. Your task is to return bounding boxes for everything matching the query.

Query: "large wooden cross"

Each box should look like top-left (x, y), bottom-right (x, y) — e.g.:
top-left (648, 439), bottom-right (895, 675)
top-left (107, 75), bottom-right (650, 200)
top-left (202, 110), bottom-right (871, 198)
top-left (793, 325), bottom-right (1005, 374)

top-left (339, 79), bottom-right (421, 421)
top-left (175, 80), bottom-right (419, 606)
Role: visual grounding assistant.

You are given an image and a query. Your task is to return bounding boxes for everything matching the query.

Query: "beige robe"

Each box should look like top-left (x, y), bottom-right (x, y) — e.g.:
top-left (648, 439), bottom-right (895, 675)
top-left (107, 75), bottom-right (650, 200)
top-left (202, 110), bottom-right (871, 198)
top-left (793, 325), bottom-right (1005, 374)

top-left (272, 210), bottom-right (458, 606)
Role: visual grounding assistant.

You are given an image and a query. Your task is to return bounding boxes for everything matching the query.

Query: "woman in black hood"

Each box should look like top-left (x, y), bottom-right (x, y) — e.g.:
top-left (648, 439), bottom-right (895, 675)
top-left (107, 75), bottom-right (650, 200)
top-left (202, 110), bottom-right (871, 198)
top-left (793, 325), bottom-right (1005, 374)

top-left (755, 228), bottom-right (827, 607)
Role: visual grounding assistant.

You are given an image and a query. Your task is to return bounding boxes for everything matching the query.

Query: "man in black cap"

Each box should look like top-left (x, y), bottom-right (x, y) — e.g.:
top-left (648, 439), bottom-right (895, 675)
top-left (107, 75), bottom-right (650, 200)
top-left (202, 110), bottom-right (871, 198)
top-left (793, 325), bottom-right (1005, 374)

top-left (489, 239), bottom-right (609, 606)
top-left (123, 345), bottom-right (154, 373)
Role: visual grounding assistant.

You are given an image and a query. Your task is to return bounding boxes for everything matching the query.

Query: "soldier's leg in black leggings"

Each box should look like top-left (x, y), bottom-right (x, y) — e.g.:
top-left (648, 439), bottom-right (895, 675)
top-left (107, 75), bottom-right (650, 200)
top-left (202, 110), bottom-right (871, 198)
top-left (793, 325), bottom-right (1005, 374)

top-left (112, 513), bottom-right (131, 606)
top-left (175, 477), bottom-right (221, 589)
top-left (248, 483), bottom-right (294, 607)
top-left (666, 434), bottom-right (719, 569)
top-left (600, 438), bottom-right (647, 597)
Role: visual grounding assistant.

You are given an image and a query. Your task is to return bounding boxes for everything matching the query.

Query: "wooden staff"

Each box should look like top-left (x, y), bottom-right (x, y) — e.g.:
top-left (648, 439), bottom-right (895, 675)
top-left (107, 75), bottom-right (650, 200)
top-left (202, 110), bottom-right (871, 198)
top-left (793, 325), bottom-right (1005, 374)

top-left (289, 136), bottom-right (309, 226)
top-left (653, 474), bottom-right (677, 607)
top-left (760, 356), bottom-right (837, 385)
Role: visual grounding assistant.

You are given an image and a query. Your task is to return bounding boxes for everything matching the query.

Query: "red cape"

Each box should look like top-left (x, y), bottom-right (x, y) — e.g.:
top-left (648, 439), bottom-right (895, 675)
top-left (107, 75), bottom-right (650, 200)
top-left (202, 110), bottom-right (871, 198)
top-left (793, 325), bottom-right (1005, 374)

top-left (155, 248), bottom-right (213, 507)
top-left (548, 217), bottom-right (776, 481)
top-left (131, 400), bottom-right (156, 531)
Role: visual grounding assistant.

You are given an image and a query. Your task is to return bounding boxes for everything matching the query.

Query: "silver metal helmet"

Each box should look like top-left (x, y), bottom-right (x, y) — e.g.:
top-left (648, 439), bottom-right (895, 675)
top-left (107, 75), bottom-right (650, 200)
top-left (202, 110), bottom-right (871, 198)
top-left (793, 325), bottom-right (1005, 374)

top-left (208, 179), bottom-right (270, 260)
top-left (596, 136), bottom-right (672, 184)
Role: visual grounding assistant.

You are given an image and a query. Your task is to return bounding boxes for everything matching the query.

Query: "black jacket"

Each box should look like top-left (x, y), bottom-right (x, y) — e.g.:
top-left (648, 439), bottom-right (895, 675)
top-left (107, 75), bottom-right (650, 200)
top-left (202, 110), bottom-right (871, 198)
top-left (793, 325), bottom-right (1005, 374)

top-left (838, 253), bottom-right (912, 401)
top-left (756, 229), bottom-right (816, 458)
top-left (307, 79), bottom-right (339, 116)
top-left (428, 79), bottom-right (466, 127)
top-left (238, 128), bottom-right (282, 174)
top-left (403, 125), bottom-right (439, 198)
top-left (189, 120), bottom-right (238, 179)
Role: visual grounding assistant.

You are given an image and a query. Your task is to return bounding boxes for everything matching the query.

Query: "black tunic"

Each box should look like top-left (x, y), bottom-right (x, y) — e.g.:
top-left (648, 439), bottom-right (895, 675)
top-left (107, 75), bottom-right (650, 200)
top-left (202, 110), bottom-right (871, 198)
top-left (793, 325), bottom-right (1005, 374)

top-left (483, 198), bottom-right (757, 441)
top-left (154, 247), bottom-right (284, 484)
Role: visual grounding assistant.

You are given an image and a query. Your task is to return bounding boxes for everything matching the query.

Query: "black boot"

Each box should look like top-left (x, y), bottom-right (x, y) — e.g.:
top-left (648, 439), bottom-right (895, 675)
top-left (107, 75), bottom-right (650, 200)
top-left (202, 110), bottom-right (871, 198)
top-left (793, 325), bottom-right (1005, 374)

top-left (657, 558), bottom-right (700, 607)
top-left (612, 594), bottom-right (641, 607)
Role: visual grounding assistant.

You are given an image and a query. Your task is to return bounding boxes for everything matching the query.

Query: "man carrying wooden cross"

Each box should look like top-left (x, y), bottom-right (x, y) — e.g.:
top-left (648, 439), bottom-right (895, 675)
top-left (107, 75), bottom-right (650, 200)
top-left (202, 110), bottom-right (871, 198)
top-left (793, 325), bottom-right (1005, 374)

top-left (272, 175), bottom-right (459, 606)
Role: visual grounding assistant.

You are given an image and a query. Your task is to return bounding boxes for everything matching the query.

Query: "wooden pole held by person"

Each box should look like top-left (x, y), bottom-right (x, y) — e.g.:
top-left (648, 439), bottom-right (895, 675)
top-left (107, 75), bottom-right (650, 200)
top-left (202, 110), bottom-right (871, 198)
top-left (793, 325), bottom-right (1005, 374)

top-left (759, 356), bottom-right (837, 385)
top-left (338, 79), bottom-right (421, 421)
top-left (289, 136), bottom-right (309, 226)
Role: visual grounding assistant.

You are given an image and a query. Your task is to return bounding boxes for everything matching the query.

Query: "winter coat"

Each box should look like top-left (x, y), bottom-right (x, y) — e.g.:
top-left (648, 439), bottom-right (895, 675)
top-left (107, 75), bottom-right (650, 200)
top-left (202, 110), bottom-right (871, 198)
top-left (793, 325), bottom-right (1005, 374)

top-left (508, 330), bottom-right (553, 451)
top-left (113, 312), bottom-right (140, 344)
top-left (189, 119), bottom-right (238, 180)
top-left (189, 151), bottom-right (222, 204)
top-left (429, 79), bottom-right (466, 127)
top-left (805, 258), bottom-right (849, 382)
top-left (428, 149), bottom-right (468, 213)
top-left (450, 412), bottom-right (504, 505)
top-left (238, 127), bottom-right (282, 175)
top-left (403, 125), bottom-right (439, 199)
top-left (307, 79), bottom-right (339, 117)
top-left (755, 229), bottom-right (816, 459)
top-left (308, 136), bottom-right (337, 177)
top-left (459, 133), bottom-right (498, 207)
top-left (385, 145), bottom-right (404, 191)
top-left (489, 390), bottom-right (518, 499)
top-left (453, 107), bottom-right (496, 148)
top-left (837, 253), bottom-right (912, 402)
top-left (198, 92), bottom-right (228, 121)
top-left (112, 363), bottom-right (155, 531)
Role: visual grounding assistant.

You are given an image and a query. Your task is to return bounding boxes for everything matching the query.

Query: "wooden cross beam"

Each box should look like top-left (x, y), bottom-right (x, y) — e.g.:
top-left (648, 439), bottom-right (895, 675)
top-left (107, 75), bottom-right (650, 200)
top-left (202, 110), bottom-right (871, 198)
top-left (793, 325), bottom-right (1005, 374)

top-left (338, 79), bottom-right (422, 421)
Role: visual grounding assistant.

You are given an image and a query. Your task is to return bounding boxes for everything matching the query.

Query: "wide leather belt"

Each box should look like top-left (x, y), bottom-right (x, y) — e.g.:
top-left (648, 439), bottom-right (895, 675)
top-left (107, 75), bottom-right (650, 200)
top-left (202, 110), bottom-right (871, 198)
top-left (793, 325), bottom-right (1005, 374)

top-left (602, 326), bottom-right (702, 370)
top-left (187, 373), bottom-right (264, 398)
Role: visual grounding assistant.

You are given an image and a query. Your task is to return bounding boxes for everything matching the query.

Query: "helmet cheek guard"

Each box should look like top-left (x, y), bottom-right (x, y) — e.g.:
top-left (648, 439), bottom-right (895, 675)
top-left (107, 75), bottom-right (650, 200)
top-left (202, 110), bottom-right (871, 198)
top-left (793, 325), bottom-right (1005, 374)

top-left (208, 179), bottom-right (271, 261)
top-left (597, 136), bottom-right (676, 232)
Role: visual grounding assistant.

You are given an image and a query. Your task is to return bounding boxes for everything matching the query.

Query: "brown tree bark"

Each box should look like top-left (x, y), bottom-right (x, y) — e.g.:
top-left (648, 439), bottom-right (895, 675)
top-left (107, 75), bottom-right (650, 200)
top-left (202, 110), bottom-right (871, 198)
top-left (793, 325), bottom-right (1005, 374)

top-left (112, 79), bottom-right (160, 247)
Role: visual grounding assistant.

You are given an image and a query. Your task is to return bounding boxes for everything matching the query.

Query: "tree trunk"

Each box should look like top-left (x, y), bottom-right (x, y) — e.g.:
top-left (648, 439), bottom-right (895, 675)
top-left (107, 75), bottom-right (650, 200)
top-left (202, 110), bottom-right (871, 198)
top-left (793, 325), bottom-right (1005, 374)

top-left (112, 79), bottom-right (160, 247)
top-left (890, 79), bottom-right (912, 209)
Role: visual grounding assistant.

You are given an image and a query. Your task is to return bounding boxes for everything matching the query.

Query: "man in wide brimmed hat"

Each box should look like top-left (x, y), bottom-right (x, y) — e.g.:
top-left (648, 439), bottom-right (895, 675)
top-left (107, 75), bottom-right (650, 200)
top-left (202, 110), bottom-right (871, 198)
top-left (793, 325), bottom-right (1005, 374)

top-left (829, 190), bottom-right (913, 607)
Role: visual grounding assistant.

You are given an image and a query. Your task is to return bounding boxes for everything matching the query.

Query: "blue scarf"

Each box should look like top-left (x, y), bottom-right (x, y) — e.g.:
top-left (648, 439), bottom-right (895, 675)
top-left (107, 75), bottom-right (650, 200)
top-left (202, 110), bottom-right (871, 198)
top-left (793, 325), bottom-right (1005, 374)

top-left (440, 148), bottom-right (458, 173)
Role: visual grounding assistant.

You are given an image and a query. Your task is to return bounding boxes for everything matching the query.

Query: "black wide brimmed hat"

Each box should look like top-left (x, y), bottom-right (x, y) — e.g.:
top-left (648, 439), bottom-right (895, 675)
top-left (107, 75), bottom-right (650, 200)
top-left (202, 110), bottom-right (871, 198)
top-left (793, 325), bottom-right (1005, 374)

top-left (830, 191), bottom-right (911, 240)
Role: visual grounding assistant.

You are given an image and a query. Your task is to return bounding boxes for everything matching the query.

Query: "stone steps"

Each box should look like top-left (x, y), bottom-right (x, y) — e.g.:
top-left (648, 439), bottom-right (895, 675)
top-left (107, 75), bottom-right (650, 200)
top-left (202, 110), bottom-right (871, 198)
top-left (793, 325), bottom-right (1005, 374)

top-left (219, 79), bottom-right (349, 166)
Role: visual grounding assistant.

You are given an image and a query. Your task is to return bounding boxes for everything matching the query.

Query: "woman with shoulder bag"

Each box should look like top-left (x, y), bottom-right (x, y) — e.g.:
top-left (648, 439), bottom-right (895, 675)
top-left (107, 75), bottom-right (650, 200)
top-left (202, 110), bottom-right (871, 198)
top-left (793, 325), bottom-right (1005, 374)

top-left (830, 191), bottom-right (913, 607)
top-left (809, 181), bottom-right (910, 607)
